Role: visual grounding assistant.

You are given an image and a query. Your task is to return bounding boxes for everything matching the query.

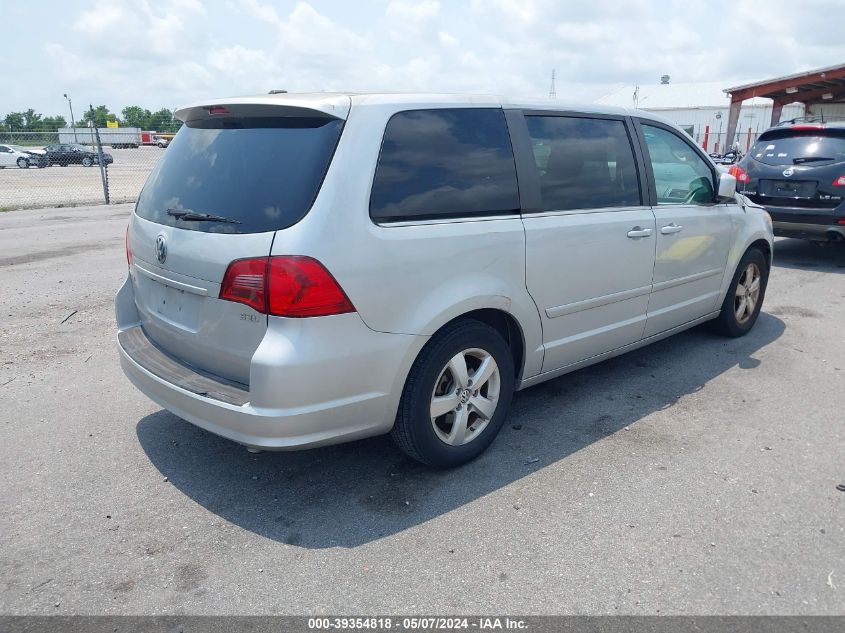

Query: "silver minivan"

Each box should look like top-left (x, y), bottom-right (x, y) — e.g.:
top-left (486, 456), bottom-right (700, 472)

top-left (116, 93), bottom-right (773, 467)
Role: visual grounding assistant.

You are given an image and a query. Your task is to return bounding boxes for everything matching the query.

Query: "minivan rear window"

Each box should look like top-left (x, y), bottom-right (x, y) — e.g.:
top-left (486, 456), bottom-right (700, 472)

top-left (749, 129), bottom-right (845, 166)
top-left (370, 108), bottom-right (520, 222)
top-left (135, 115), bottom-right (344, 233)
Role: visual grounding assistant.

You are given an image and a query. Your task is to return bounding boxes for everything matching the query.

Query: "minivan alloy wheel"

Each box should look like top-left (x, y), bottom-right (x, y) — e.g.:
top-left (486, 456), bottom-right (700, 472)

top-left (735, 262), bottom-right (761, 325)
top-left (430, 348), bottom-right (501, 446)
top-left (392, 319), bottom-right (515, 467)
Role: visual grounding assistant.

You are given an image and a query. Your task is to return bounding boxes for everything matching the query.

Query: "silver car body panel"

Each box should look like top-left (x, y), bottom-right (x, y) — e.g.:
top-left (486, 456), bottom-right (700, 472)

top-left (128, 214), bottom-right (275, 385)
top-left (644, 203), bottom-right (734, 337)
top-left (175, 93), bottom-right (352, 122)
top-left (522, 206), bottom-right (656, 372)
top-left (117, 92), bottom-right (774, 450)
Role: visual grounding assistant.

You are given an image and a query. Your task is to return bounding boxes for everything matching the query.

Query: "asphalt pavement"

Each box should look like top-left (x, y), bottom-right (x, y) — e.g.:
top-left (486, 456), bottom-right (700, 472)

top-left (1, 204), bottom-right (843, 615)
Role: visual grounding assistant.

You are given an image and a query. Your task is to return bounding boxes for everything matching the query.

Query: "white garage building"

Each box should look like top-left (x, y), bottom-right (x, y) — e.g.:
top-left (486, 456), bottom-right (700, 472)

top-left (596, 81), bottom-right (804, 154)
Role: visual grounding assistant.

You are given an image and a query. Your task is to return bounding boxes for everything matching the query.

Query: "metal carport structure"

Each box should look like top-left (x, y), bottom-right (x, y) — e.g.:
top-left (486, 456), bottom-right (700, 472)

top-left (724, 63), bottom-right (845, 149)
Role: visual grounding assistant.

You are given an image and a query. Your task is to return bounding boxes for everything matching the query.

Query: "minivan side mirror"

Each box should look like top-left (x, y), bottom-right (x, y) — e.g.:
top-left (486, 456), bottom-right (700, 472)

top-left (716, 172), bottom-right (737, 202)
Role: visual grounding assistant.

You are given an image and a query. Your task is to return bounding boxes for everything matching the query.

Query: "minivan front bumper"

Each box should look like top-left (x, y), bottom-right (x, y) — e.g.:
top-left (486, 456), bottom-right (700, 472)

top-left (116, 278), bottom-right (425, 450)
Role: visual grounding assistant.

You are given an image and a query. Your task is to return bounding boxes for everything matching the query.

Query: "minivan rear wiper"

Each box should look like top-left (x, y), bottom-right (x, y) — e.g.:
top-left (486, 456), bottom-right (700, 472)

top-left (793, 156), bottom-right (833, 164)
top-left (166, 208), bottom-right (241, 224)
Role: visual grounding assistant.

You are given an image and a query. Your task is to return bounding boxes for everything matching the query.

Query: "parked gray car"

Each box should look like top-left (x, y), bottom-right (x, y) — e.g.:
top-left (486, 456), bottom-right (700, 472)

top-left (116, 93), bottom-right (773, 467)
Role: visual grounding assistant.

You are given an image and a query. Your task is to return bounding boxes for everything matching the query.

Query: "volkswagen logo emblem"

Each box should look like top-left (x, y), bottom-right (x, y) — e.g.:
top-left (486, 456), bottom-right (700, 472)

top-left (782, 167), bottom-right (794, 177)
top-left (155, 235), bottom-right (167, 264)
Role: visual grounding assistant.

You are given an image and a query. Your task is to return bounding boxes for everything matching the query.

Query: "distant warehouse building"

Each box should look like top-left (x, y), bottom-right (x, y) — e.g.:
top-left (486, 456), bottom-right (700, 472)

top-left (596, 80), bottom-right (804, 153)
top-left (598, 64), bottom-right (845, 154)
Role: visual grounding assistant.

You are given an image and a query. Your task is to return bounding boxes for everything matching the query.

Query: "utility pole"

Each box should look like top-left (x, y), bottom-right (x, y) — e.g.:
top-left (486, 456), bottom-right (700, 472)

top-left (548, 69), bottom-right (556, 99)
top-left (89, 104), bottom-right (109, 204)
top-left (64, 93), bottom-right (77, 142)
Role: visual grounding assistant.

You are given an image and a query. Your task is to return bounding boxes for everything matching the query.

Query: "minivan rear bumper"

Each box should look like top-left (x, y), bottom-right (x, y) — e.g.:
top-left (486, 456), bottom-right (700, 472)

top-left (116, 278), bottom-right (425, 450)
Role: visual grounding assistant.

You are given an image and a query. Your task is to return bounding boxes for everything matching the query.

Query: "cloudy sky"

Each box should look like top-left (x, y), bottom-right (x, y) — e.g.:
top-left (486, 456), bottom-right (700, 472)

top-left (5, 0), bottom-right (845, 117)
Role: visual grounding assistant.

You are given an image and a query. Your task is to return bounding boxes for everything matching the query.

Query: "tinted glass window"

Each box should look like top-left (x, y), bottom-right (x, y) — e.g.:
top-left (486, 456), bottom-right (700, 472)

top-left (642, 124), bottom-right (714, 205)
top-left (370, 108), bottom-right (519, 221)
top-left (525, 116), bottom-right (641, 211)
top-left (135, 116), bottom-right (344, 234)
top-left (749, 130), bottom-right (845, 166)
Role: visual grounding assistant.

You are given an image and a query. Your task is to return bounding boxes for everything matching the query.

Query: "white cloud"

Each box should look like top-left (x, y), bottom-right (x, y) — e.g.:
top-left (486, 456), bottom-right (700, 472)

top-left (386, 0), bottom-right (440, 21)
top-left (4, 0), bottom-right (845, 115)
top-left (471, 0), bottom-right (540, 24)
top-left (438, 31), bottom-right (459, 47)
top-left (239, 0), bottom-right (283, 26)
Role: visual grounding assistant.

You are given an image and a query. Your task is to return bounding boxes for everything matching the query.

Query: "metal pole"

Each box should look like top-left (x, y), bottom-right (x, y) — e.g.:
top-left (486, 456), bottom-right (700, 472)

top-left (89, 105), bottom-right (110, 205)
top-left (64, 94), bottom-right (77, 142)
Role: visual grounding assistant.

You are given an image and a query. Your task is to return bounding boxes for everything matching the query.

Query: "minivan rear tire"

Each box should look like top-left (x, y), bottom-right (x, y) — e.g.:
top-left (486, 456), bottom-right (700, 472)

top-left (392, 319), bottom-right (515, 468)
top-left (710, 248), bottom-right (769, 337)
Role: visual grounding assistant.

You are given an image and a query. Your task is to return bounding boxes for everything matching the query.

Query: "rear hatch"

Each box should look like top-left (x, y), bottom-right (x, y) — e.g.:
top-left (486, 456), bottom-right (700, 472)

top-left (741, 127), bottom-right (845, 213)
top-left (128, 97), bottom-right (348, 385)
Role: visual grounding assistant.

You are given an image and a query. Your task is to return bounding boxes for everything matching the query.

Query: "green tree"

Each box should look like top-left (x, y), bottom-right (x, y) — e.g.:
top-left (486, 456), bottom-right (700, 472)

top-left (41, 115), bottom-right (67, 131)
top-left (147, 108), bottom-right (176, 132)
top-left (3, 104), bottom-right (184, 132)
top-left (121, 105), bottom-right (152, 129)
top-left (4, 112), bottom-right (25, 131)
top-left (22, 109), bottom-right (43, 131)
top-left (82, 105), bottom-right (118, 128)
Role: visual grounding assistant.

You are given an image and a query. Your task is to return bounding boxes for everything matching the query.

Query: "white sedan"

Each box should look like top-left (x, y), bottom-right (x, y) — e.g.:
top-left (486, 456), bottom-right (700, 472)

top-left (0, 144), bottom-right (48, 168)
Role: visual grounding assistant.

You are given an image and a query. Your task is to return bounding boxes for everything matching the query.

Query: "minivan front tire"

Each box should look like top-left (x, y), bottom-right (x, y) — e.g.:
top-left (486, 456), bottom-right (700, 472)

top-left (392, 319), bottom-right (515, 468)
top-left (710, 248), bottom-right (769, 337)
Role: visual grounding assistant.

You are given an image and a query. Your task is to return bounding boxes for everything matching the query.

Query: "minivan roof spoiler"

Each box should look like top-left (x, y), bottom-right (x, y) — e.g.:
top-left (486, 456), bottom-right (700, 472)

top-left (175, 94), bottom-right (352, 123)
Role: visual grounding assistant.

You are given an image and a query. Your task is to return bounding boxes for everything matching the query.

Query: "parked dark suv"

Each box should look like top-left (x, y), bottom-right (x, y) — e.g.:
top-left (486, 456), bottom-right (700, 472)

top-left (43, 143), bottom-right (114, 167)
top-left (731, 122), bottom-right (845, 242)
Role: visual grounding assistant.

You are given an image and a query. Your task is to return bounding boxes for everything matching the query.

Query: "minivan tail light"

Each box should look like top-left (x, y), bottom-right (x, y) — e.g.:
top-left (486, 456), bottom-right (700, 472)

top-left (219, 256), bottom-right (355, 317)
top-left (833, 175), bottom-right (845, 187)
top-left (729, 164), bottom-right (750, 183)
top-left (219, 258), bottom-right (268, 313)
top-left (125, 225), bottom-right (132, 267)
top-left (267, 256), bottom-right (355, 317)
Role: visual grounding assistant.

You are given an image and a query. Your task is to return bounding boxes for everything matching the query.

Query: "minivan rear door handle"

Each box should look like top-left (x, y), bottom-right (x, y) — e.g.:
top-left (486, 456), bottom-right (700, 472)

top-left (627, 227), bottom-right (653, 238)
top-left (660, 223), bottom-right (683, 235)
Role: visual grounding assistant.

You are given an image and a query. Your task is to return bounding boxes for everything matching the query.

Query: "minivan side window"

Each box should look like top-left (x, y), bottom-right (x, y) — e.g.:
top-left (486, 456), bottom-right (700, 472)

top-left (370, 108), bottom-right (520, 222)
top-left (525, 115), bottom-right (641, 212)
top-left (642, 124), bottom-right (715, 205)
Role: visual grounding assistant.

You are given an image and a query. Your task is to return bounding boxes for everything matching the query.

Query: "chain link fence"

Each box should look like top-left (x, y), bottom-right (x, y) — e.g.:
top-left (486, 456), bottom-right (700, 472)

top-left (0, 127), bottom-right (170, 210)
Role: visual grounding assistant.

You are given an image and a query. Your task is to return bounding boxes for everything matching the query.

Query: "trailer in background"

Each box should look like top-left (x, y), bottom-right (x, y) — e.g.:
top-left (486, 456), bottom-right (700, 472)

top-left (58, 127), bottom-right (143, 149)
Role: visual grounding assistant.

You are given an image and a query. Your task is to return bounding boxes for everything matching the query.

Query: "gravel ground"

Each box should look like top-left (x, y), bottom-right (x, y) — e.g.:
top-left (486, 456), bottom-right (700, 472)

top-left (1, 204), bottom-right (843, 615)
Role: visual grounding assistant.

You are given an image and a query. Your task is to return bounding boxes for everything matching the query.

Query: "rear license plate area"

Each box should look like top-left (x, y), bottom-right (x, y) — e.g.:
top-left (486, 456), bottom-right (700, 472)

top-left (136, 275), bottom-right (203, 331)
top-left (759, 179), bottom-right (817, 198)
